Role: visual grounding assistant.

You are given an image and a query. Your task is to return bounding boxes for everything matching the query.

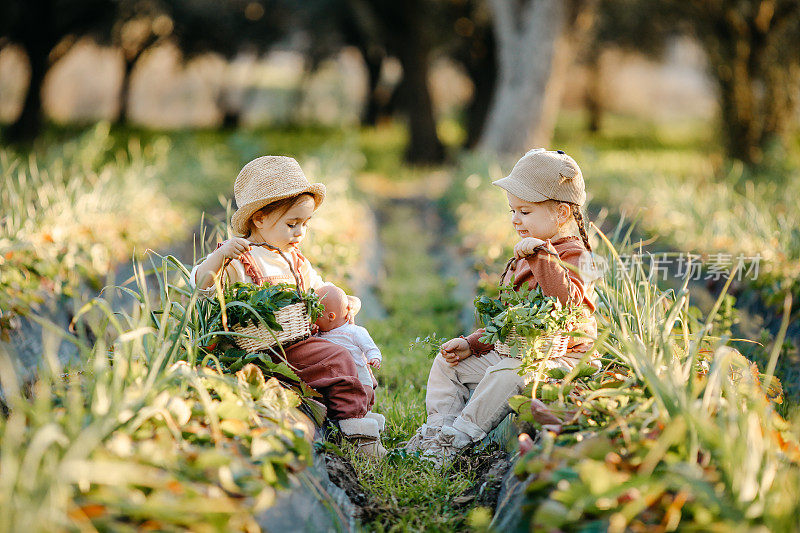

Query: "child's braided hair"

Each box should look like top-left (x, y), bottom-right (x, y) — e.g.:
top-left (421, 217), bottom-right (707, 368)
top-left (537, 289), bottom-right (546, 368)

top-left (567, 202), bottom-right (592, 253)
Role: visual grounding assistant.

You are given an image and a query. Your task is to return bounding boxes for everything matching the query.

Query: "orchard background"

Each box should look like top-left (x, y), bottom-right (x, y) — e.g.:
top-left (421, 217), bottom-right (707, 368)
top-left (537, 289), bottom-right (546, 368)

top-left (2, 1), bottom-right (799, 531)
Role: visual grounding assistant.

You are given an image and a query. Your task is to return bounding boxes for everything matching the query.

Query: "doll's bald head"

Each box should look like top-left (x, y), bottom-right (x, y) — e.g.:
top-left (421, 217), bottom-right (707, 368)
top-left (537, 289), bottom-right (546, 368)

top-left (314, 284), bottom-right (349, 332)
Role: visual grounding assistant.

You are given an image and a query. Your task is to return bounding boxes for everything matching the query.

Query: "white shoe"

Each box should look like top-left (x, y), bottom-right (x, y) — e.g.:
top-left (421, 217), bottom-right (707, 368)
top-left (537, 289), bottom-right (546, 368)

top-left (420, 426), bottom-right (472, 468)
top-left (402, 423), bottom-right (440, 453)
top-left (441, 425), bottom-right (472, 447)
top-left (365, 412), bottom-right (386, 432)
top-left (339, 417), bottom-right (380, 439)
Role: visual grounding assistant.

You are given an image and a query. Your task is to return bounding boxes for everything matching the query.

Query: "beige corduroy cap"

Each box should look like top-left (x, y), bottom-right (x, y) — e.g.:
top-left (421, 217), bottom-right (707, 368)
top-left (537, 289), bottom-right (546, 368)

top-left (230, 156), bottom-right (326, 236)
top-left (492, 148), bottom-right (586, 206)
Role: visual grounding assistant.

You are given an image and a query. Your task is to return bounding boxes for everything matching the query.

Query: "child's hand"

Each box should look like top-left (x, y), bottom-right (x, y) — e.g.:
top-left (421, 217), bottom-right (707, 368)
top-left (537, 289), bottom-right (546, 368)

top-left (514, 237), bottom-right (546, 258)
top-left (368, 358), bottom-right (381, 369)
top-left (440, 338), bottom-right (471, 366)
top-left (216, 238), bottom-right (252, 260)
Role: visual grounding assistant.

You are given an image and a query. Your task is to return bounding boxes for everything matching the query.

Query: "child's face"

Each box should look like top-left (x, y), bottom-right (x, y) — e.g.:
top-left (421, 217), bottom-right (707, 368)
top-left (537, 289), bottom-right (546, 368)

top-left (507, 192), bottom-right (562, 241)
top-left (251, 195), bottom-right (315, 251)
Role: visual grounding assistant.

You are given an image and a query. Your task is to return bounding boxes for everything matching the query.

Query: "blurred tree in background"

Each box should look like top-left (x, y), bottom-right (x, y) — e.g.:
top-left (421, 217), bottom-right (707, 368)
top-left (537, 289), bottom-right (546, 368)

top-left (0, 0), bottom-right (293, 139)
top-left (577, 0), bottom-right (800, 165)
top-left (299, 0), bottom-right (495, 162)
top-left (477, 0), bottom-right (597, 156)
top-left (114, 0), bottom-right (171, 125)
top-left (440, 0), bottom-right (496, 149)
top-left (675, 0), bottom-right (800, 165)
top-left (1, 0), bottom-right (799, 166)
top-left (299, 1), bottom-right (396, 127)
top-left (0, 0), bottom-right (115, 142)
top-left (335, 0), bottom-right (446, 163)
top-left (579, 0), bottom-right (675, 133)
top-left (155, 0), bottom-right (294, 127)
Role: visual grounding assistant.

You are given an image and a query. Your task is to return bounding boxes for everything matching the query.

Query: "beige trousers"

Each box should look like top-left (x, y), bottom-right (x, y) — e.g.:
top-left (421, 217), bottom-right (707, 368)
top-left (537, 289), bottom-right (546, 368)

top-left (424, 351), bottom-right (586, 442)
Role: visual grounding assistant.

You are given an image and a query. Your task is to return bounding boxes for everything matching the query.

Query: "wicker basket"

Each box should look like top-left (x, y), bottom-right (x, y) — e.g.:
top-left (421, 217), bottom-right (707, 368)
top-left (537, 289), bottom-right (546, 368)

top-left (495, 327), bottom-right (569, 360)
top-left (221, 242), bottom-right (311, 353)
top-left (231, 301), bottom-right (311, 353)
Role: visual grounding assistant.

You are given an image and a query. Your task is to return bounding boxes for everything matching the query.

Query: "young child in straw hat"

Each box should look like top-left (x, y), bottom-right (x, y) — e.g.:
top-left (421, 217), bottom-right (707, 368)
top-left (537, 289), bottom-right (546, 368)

top-left (406, 149), bottom-right (600, 467)
top-left (191, 155), bottom-right (386, 458)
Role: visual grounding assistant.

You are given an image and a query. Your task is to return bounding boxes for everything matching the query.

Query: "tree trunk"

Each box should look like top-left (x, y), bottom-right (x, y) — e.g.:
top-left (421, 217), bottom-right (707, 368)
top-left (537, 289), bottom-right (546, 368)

top-left (348, 0), bottom-right (444, 164)
top-left (215, 66), bottom-right (241, 129)
top-left (690, 1), bottom-right (800, 166)
top-left (463, 30), bottom-right (497, 149)
top-left (584, 48), bottom-right (603, 133)
top-left (6, 44), bottom-right (48, 143)
top-left (761, 62), bottom-right (799, 153)
top-left (395, 10), bottom-right (445, 164)
top-left (220, 106), bottom-right (241, 129)
top-left (717, 54), bottom-right (761, 164)
top-left (707, 35), bottom-right (800, 165)
top-left (360, 49), bottom-right (385, 126)
top-left (478, 0), bottom-right (582, 155)
top-left (339, 1), bottom-right (388, 127)
top-left (117, 57), bottom-right (136, 125)
top-left (4, 0), bottom-right (62, 143)
top-left (388, 0), bottom-right (444, 164)
top-left (535, 25), bottom-right (584, 147)
top-left (396, 40), bottom-right (445, 164)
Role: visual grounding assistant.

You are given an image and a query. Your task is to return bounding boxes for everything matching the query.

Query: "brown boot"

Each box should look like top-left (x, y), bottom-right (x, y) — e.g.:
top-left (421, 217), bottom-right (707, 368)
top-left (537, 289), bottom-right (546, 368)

top-left (351, 435), bottom-right (388, 459)
top-left (339, 417), bottom-right (387, 459)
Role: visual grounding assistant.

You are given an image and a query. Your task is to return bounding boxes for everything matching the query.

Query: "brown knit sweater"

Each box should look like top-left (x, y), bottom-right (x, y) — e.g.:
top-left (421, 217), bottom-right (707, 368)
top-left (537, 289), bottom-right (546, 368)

top-left (465, 235), bottom-right (598, 355)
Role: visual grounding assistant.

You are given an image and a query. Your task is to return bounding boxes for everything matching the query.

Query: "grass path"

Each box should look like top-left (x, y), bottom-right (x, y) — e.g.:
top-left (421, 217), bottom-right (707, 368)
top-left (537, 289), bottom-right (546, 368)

top-left (343, 198), bottom-right (496, 532)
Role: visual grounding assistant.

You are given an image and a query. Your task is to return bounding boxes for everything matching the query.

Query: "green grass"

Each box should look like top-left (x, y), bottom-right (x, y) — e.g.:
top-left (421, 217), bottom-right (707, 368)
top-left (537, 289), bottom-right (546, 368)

top-left (369, 208), bottom-right (460, 437)
top-left (3, 116), bottom-right (800, 531)
top-left (444, 117), bottom-right (800, 404)
top-left (509, 225), bottom-right (800, 530)
top-left (553, 115), bottom-right (800, 309)
top-left (0, 124), bottom-right (188, 319)
top-left (0, 132), bottom-right (381, 530)
top-left (353, 202), bottom-right (477, 532)
top-left (0, 254), bottom-right (314, 531)
top-left (552, 116), bottom-right (800, 405)
top-left (0, 123), bottom-right (374, 323)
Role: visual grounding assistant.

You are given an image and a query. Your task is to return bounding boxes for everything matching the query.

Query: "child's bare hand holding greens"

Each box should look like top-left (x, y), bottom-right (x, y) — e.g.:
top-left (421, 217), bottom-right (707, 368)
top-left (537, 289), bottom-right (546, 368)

top-left (439, 338), bottom-right (471, 366)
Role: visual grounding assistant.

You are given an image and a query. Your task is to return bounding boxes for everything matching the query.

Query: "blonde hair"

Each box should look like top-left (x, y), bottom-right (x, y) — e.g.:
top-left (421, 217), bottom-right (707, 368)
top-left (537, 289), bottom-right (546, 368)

top-left (543, 200), bottom-right (592, 252)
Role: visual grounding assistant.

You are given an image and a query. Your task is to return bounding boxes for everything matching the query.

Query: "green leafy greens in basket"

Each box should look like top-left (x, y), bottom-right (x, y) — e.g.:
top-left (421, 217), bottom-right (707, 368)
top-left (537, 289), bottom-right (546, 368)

top-left (475, 282), bottom-right (581, 346)
top-left (210, 282), bottom-right (325, 332)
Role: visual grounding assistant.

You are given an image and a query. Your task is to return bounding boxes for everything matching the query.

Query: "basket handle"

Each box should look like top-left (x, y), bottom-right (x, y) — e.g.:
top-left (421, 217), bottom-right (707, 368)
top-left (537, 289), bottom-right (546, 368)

top-left (220, 241), bottom-right (304, 297)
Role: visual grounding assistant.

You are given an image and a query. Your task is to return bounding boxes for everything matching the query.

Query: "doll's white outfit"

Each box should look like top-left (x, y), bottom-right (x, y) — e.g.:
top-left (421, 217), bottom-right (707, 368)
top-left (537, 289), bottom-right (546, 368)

top-left (318, 323), bottom-right (381, 394)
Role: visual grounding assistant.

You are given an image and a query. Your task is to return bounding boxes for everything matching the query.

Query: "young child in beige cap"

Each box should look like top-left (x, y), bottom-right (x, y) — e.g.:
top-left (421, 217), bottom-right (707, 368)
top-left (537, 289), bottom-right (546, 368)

top-left (190, 155), bottom-right (385, 458)
top-left (406, 149), bottom-right (599, 467)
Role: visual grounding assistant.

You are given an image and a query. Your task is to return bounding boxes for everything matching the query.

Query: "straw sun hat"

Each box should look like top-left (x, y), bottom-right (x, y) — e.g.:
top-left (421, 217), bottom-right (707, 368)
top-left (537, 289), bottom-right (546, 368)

top-left (230, 156), bottom-right (326, 236)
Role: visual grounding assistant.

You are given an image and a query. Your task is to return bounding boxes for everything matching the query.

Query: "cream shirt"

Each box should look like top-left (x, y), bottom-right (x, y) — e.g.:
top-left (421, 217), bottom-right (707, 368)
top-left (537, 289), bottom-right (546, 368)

top-left (190, 246), bottom-right (325, 296)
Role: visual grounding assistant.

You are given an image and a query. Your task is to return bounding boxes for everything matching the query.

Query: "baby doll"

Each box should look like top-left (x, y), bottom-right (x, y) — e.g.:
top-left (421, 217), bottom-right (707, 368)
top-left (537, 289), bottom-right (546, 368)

top-left (315, 284), bottom-right (386, 434)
